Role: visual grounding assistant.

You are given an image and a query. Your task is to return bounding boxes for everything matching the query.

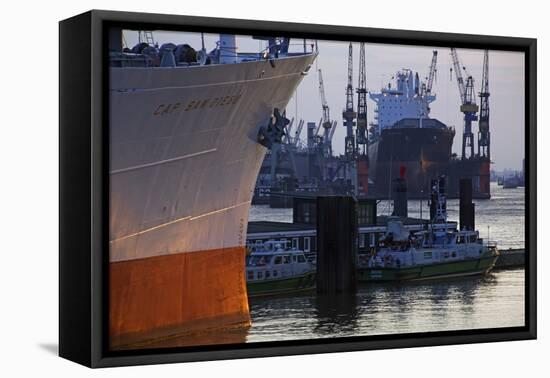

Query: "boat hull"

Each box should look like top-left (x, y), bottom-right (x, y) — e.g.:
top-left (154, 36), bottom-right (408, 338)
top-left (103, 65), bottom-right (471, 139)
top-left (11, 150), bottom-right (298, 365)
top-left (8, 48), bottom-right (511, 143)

top-left (109, 53), bottom-right (316, 349)
top-left (368, 125), bottom-right (491, 199)
top-left (368, 126), bottom-right (454, 198)
top-left (357, 254), bottom-right (499, 282)
top-left (110, 246), bottom-right (249, 348)
top-left (247, 271), bottom-right (316, 297)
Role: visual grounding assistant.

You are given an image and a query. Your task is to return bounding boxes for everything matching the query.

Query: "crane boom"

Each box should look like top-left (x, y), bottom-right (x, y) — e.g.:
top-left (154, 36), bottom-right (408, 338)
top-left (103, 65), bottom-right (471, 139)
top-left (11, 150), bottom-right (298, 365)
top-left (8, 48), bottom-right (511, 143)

top-left (318, 69), bottom-right (331, 129)
top-left (285, 117), bottom-right (294, 144)
top-left (328, 120), bottom-right (338, 141)
top-left (426, 50), bottom-right (438, 94)
top-left (318, 69), bottom-right (332, 156)
top-left (293, 119), bottom-right (304, 145)
top-left (450, 48), bottom-right (466, 103)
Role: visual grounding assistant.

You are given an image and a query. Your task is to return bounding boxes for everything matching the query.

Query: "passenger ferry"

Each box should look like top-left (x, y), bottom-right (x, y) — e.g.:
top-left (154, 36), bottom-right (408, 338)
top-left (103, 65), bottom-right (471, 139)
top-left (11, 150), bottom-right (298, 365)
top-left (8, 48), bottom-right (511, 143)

top-left (246, 240), bottom-right (316, 297)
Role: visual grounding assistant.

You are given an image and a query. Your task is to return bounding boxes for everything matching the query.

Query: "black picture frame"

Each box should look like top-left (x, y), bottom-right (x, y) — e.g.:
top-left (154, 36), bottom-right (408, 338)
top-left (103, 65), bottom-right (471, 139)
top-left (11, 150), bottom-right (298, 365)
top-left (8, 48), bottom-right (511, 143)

top-left (59, 9), bottom-right (537, 368)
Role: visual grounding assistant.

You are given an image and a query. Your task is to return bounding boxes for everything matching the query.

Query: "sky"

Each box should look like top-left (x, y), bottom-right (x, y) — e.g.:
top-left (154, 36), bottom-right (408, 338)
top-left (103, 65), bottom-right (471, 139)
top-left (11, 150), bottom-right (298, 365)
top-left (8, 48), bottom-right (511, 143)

top-left (122, 30), bottom-right (525, 171)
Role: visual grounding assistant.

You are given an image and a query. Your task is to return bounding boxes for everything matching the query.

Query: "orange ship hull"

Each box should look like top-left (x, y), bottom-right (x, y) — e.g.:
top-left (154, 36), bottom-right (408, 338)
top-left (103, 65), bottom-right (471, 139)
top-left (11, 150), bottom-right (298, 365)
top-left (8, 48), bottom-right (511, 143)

top-left (109, 246), bottom-right (250, 349)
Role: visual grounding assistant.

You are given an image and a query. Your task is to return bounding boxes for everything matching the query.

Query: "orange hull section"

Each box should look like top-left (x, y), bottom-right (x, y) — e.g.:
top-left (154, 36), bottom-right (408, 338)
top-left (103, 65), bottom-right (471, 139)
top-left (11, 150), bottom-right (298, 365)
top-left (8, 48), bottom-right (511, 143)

top-left (357, 158), bottom-right (369, 196)
top-left (479, 160), bottom-right (491, 195)
top-left (109, 246), bottom-right (250, 349)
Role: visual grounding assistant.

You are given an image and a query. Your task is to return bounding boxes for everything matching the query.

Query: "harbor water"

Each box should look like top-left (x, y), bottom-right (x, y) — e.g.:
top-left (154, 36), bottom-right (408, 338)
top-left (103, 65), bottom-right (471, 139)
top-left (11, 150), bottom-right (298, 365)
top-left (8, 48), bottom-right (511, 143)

top-left (249, 182), bottom-right (525, 250)
top-left (247, 269), bottom-right (524, 342)
top-left (245, 182), bottom-right (525, 343)
top-left (146, 183), bottom-right (525, 348)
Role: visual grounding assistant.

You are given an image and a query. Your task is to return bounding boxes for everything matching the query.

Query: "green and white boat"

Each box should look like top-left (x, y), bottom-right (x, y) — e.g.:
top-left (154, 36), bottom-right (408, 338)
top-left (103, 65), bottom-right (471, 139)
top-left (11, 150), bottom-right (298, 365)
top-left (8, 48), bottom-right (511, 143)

top-left (357, 176), bottom-right (499, 282)
top-left (246, 240), bottom-right (316, 297)
top-left (357, 220), bottom-right (499, 282)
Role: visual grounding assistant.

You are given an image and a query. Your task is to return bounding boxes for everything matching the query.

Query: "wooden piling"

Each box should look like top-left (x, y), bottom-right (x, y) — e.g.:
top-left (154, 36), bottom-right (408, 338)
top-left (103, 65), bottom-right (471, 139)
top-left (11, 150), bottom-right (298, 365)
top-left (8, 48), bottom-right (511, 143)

top-left (316, 196), bottom-right (357, 294)
top-left (459, 178), bottom-right (475, 231)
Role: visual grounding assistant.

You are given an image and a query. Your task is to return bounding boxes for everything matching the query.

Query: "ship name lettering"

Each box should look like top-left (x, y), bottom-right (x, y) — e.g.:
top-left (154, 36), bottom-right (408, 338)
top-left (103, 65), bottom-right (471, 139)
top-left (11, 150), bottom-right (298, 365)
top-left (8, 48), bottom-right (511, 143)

top-left (154, 94), bottom-right (242, 116)
top-left (153, 102), bottom-right (181, 116)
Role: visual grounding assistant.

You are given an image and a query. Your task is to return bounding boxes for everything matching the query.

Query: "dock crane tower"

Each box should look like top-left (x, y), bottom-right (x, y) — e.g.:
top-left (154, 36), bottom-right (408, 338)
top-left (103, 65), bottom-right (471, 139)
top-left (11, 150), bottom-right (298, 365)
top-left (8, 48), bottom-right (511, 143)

top-left (342, 43), bottom-right (358, 194)
top-left (478, 50), bottom-right (490, 158)
top-left (355, 42), bottom-right (369, 195)
top-left (342, 42), bottom-right (357, 161)
top-left (451, 48), bottom-right (479, 160)
top-left (318, 69), bottom-right (333, 157)
top-left (356, 42), bottom-right (368, 155)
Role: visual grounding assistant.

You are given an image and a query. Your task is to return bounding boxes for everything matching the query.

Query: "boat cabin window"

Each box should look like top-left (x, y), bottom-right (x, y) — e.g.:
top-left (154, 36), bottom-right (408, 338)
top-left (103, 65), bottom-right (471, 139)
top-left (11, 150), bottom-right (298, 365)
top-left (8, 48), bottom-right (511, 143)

top-left (423, 252), bottom-right (432, 260)
top-left (359, 234), bottom-right (366, 248)
top-left (273, 256), bottom-right (283, 265)
top-left (292, 238), bottom-right (299, 249)
top-left (248, 255), bottom-right (271, 266)
top-left (257, 271), bottom-right (263, 279)
top-left (273, 270), bottom-right (278, 277)
top-left (292, 255), bottom-right (298, 263)
top-left (298, 255), bottom-right (306, 263)
top-left (304, 237), bottom-right (311, 252)
top-left (265, 271), bottom-right (271, 279)
top-left (370, 233), bottom-right (376, 247)
top-left (283, 255), bottom-right (291, 264)
top-left (247, 271), bottom-right (253, 280)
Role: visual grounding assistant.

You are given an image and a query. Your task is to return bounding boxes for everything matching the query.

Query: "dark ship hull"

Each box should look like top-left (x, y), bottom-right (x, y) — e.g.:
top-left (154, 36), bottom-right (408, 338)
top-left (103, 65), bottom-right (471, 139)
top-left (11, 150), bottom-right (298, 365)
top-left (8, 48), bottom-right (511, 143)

top-left (368, 120), bottom-right (490, 199)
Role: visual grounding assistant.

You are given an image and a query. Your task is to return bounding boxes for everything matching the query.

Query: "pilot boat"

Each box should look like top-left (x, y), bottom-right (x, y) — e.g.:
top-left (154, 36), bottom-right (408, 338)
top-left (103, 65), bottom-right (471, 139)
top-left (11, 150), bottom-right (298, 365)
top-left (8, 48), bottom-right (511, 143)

top-left (357, 220), bottom-right (499, 282)
top-left (246, 240), bottom-right (316, 297)
top-left (357, 176), bottom-right (499, 282)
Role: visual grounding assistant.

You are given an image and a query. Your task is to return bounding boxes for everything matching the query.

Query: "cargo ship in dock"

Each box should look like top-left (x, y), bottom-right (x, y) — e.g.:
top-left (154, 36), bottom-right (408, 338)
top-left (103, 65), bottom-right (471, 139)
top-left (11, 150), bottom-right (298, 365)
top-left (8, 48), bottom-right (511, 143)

top-left (108, 29), bottom-right (316, 349)
top-left (367, 66), bottom-right (490, 199)
top-left (251, 48), bottom-right (491, 204)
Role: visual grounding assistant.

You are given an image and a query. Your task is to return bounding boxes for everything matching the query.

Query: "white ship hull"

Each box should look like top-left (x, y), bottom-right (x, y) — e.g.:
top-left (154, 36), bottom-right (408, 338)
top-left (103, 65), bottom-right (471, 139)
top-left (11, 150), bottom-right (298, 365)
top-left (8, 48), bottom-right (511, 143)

top-left (109, 53), bottom-right (316, 349)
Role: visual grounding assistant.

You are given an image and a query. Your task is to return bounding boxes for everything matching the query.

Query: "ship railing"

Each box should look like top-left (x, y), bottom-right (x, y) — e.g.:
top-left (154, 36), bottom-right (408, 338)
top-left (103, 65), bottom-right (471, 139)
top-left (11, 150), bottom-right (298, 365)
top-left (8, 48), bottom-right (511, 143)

top-left (257, 42), bottom-right (317, 58)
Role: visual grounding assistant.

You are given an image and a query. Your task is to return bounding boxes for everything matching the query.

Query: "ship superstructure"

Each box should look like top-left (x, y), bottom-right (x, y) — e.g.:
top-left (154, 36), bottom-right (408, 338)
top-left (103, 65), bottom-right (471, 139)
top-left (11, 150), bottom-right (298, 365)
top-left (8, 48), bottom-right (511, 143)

top-left (369, 68), bottom-right (435, 138)
top-left (367, 58), bottom-right (456, 198)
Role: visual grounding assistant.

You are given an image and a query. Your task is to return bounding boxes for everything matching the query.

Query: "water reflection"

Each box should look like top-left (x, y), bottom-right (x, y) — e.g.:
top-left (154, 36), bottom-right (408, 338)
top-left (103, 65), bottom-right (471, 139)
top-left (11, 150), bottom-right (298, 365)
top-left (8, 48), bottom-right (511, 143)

top-left (314, 293), bottom-right (359, 336)
top-left (246, 269), bottom-right (524, 343)
top-left (139, 270), bottom-right (525, 348)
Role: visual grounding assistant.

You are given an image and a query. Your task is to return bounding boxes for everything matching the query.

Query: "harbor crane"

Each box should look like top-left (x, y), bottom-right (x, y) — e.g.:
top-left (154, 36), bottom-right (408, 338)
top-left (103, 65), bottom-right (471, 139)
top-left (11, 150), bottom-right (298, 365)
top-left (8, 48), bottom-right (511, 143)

top-left (450, 47), bottom-right (479, 160)
top-left (355, 42), bottom-right (369, 196)
top-left (292, 119), bottom-right (305, 146)
top-left (318, 69), bottom-right (333, 156)
top-left (341, 42), bottom-right (359, 195)
top-left (356, 42), bottom-right (368, 155)
top-left (328, 120), bottom-right (338, 145)
top-left (342, 42), bottom-right (357, 162)
top-left (426, 50), bottom-right (438, 94)
top-left (478, 50), bottom-right (490, 158)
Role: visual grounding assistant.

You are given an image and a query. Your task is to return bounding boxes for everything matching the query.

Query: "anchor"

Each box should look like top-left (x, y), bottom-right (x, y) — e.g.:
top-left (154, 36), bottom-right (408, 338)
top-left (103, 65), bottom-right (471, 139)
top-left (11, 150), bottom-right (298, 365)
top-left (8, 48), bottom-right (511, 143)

top-left (257, 108), bottom-right (290, 149)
